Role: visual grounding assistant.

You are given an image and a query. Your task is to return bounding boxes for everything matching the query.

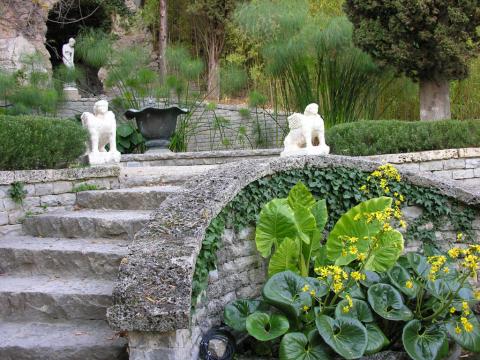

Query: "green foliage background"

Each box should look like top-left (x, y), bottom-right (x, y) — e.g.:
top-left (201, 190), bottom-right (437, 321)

top-left (192, 167), bottom-right (479, 307)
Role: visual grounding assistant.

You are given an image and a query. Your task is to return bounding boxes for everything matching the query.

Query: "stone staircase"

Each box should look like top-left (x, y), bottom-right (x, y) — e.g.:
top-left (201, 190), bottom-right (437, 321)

top-left (0, 166), bottom-right (201, 360)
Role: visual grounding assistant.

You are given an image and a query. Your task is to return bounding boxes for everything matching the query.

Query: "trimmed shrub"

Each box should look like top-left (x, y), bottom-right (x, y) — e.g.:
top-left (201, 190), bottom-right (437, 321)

top-left (0, 115), bottom-right (87, 170)
top-left (326, 120), bottom-right (480, 156)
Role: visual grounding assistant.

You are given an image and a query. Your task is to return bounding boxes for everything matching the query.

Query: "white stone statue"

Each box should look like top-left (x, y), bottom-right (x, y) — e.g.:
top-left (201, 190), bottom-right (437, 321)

top-left (62, 38), bottom-right (75, 69)
top-left (281, 103), bottom-right (330, 157)
top-left (81, 100), bottom-right (121, 165)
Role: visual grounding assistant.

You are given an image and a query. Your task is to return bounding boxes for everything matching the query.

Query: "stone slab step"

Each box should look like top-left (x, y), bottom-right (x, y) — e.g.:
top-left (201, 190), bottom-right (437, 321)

top-left (23, 209), bottom-right (151, 239)
top-left (0, 275), bottom-right (114, 321)
top-left (119, 165), bottom-right (215, 187)
top-left (0, 320), bottom-right (127, 360)
top-left (76, 185), bottom-right (184, 210)
top-left (0, 236), bottom-right (128, 279)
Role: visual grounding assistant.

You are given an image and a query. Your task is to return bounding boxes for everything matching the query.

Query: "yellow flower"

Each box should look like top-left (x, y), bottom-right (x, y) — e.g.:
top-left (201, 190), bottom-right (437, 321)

top-left (461, 317), bottom-right (474, 333)
top-left (450, 307), bottom-right (456, 314)
top-left (383, 223), bottom-right (393, 232)
top-left (457, 233), bottom-right (464, 241)
top-left (399, 220), bottom-right (407, 229)
top-left (302, 285), bottom-right (310, 292)
top-left (346, 294), bottom-right (353, 307)
top-left (443, 267), bottom-right (450, 274)
top-left (349, 246), bottom-right (358, 255)
top-left (310, 290), bottom-right (316, 297)
top-left (474, 290), bottom-right (480, 300)
top-left (405, 280), bottom-right (414, 289)
top-left (351, 271), bottom-right (365, 281)
top-left (303, 305), bottom-right (310, 312)
top-left (455, 326), bottom-right (462, 334)
top-left (448, 248), bottom-right (461, 259)
top-left (342, 306), bottom-right (350, 313)
top-left (359, 185), bottom-right (368, 193)
top-left (462, 302), bottom-right (471, 316)
top-left (357, 253), bottom-right (367, 262)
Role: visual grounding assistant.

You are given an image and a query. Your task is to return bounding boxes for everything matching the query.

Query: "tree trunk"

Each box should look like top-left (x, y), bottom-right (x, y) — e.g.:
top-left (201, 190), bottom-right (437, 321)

top-left (419, 79), bottom-right (451, 121)
top-left (207, 39), bottom-right (220, 100)
top-left (158, 0), bottom-right (168, 81)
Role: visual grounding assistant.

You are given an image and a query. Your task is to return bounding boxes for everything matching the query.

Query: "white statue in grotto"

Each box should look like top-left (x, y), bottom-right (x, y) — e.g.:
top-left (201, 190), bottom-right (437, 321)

top-left (281, 103), bottom-right (330, 157)
top-left (62, 38), bottom-right (76, 69)
top-left (81, 100), bottom-right (121, 165)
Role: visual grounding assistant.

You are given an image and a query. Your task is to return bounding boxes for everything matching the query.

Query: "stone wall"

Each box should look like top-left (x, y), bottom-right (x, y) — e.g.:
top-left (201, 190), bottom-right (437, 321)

top-left (107, 156), bottom-right (480, 360)
top-left (0, 166), bottom-right (120, 234)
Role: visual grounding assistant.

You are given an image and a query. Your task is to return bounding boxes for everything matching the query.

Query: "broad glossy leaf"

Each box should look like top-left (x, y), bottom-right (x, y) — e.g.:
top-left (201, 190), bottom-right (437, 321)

top-left (293, 204), bottom-right (316, 244)
top-left (388, 263), bottom-right (419, 298)
top-left (402, 320), bottom-right (446, 360)
top-left (262, 271), bottom-right (311, 323)
top-left (335, 298), bottom-right (373, 323)
top-left (279, 331), bottom-right (332, 360)
top-left (365, 324), bottom-right (389, 355)
top-left (327, 197), bottom-right (393, 266)
top-left (224, 299), bottom-right (269, 332)
top-left (315, 312), bottom-right (367, 359)
top-left (268, 237), bottom-right (300, 277)
top-left (346, 283), bottom-right (365, 300)
top-left (246, 312), bottom-right (289, 341)
top-left (407, 253), bottom-right (429, 278)
top-left (288, 182), bottom-right (316, 210)
top-left (367, 284), bottom-right (413, 321)
top-left (305, 277), bottom-right (328, 298)
top-left (363, 230), bottom-right (404, 272)
top-left (446, 316), bottom-right (480, 352)
top-left (360, 271), bottom-right (382, 287)
top-left (116, 124), bottom-right (134, 137)
top-left (311, 199), bottom-right (328, 231)
top-left (256, 199), bottom-right (297, 257)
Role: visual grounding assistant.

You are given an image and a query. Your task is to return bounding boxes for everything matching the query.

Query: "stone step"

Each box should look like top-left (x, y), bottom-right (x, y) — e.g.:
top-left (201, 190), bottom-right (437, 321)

top-left (23, 209), bottom-right (151, 239)
top-left (76, 185), bottom-right (184, 210)
top-left (119, 165), bottom-right (215, 187)
top-left (0, 236), bottom-right (128, 279)
top-left (0, 275), bottom-right (113, 321)
top-left (0, 320), bottom-right (127, 360)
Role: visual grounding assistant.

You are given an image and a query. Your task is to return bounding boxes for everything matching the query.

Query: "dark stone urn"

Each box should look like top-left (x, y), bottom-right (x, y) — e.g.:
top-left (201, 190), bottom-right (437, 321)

top-left (124, 106), bottom-right (189, 152)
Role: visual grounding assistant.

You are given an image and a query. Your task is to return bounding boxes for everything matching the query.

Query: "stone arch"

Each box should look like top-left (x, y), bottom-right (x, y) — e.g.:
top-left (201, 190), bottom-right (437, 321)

top-left (107, 155), bottom-right (480, 338)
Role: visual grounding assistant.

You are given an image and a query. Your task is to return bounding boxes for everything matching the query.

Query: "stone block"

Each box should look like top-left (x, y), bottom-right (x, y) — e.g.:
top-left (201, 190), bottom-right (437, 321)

top-left (443, 159), bottom-right (466, 170)
top-left (458, 148), bottom-right (480, 158)
top-left (402, 206), bottom-right (423, 219)
top-left (40, 193), bottom-right (76, 207)
top-left (0, 186), bottom-right (8, 199)
top-left (473, 219), bottom-right (480, 230)
top-left (419, 160), bottom-right (444, 172)
top-left (0, 212), bottom-right (8, 226)
top-left (34, 183), bottom-right (54, 196)
top-left (474, 168), bottom-right (480, 177)
top-left (3, 198), bottom-right (20, 211)
top-left (452, 169), bottom-right (474, 180)
top-left (397, 163), bottom-right (420, 173)
top-left (0, 171), bottom-right (14, 185)
top-left (52, 181), bottom-right (73, 194)
top-left (23, 196), bottom-right (41, 208)
top-left (221, 228), bottom-right (235, 246)
top-left (465, 159), bottom-right (480, 169)
top-left (8, 209), bottom-right (25, 224)
top-left (24, 184), bottom-right (35, 196)
top-left (433, 170), bottom-right (453, 179)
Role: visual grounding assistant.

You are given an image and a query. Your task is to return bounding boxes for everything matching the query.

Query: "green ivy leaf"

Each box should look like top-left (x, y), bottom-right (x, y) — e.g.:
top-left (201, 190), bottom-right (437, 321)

top-left (315, 312), bottom-right (367, 359)
top-left (446, 316), bottom-right (480, 352)
top-left (246, 312), bottom-right (290, 341)
top-left (256, 199), bottom-right (297, 257)
top-left (402, 320), bottom-right (446, 360)
top-left (262, 271), bottom-right (311, 325)
top-left (279, 331), bottom-right (332, 360)
top-left (224, 299), bottom-right (269, 332)
top-left (367, 283), bottom-right (413, 321)
top-left (365, 323), bottom-right (389, 355)
top-left (268, 237), bottom-right (300, 277)
top-left (335, 298), bottom-right (373, 323)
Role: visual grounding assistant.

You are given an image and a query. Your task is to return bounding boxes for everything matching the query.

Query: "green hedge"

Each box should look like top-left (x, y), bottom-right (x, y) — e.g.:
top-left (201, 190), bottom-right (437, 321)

top-left (326, 119), bottom-right (480, 156)
top-left (0, 115), bottom-right (87, 170)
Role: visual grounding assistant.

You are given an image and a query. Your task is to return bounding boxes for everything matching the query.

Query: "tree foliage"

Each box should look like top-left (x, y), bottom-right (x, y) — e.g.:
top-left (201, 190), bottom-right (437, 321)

top-left (344, 0), bottom-right (480, 82)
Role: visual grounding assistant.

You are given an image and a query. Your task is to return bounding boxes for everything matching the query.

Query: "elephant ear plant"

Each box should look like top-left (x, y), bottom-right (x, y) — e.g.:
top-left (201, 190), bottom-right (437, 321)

top-left (223, 181), bottom-right (480, 359)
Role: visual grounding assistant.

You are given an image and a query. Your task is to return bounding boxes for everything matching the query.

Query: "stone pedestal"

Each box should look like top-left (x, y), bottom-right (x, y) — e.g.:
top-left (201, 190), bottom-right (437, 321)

top-left (280, 144), bottom-right (330, 157)
top-left (88, 151), bottom-right (121, 166)
top-left (63, 86), bottom-right (81, 100)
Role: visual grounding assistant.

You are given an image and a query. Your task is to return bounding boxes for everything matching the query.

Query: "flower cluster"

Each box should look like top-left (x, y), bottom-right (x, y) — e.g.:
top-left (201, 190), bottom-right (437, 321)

top-left (342, 294), bottom-right (354, 313)
top-left (447, 245), bottom-right (480, 277)
top-left (315, 265), bottom-right (349, 293)
top-left (454, 302), bottom-right (474, 334)
top-left (426, 255), bottom-right (447, 281)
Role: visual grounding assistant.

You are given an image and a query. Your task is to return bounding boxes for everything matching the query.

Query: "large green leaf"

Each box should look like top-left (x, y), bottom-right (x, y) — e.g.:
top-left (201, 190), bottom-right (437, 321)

top-left (246, 312), bottom-right (290, 341)
top-left (288, 182), bottom-right (316, 210)
top-left (311, 199), bottom-right (328, 231)
top-left (305, 277), bottom-right (329, 299)
top-left (116, 123), bottom-right (134, 137)
top-left (315, 312), bottom-right (368, 359)
top-left (402, 320), bottom-right (446, 360)
top-left (387, 263), bottom-right (419, 298)
top-left (335, 298), bottom-right (373, 323)
top-left (365, 324), bottom-right (389, 355)
top-left (256, 199), bottom-right (297, 257)
top-left (407, 253), bottom-right (429, 278)
top-left (446, 316), bottom-right (480, 352)
top-left (279, 331), bottom-right (332, 360)
top-left (363, 230), bottom-right (404, 272)
top-left (223, 299), bottom-right (269, 332)
top-left (327, 197), bottom-right (393, 266)
top-left (293, 204), bottom-right (316, 244)
top-left (262, 271), bottom-right (311, 324)
top-left (367, 284), bottom-right (413, 321)
top-left (268, 237), bottom-right (300, 277)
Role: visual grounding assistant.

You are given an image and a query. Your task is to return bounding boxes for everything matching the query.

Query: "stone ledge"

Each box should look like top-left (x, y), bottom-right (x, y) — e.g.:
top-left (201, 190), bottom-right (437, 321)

top-left (367, 148), bottom-right (480, 163)
top-left (0, 166), bottom-right (121, 185)
top-left (107, 155), bottom-right (480, 333)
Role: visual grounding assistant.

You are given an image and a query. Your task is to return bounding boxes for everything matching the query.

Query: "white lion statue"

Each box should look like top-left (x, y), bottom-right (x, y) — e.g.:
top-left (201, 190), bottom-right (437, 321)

top-left (81, 100), bottom-right (121, 165)
top-left (281, 103), bottom-right (330, 157)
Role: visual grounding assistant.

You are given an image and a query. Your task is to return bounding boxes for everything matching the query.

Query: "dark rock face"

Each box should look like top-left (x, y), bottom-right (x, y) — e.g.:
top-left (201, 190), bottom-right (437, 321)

top-left (107, 155), bottom-right (480, 332)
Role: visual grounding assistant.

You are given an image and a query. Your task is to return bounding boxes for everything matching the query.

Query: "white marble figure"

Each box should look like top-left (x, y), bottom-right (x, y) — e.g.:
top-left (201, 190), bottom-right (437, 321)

top-left (62, 38), bottom-right (75, 69)
top-left (81, 100), bottom-right (121, 165)
top-left (281, 103), bottom-right (330, 157)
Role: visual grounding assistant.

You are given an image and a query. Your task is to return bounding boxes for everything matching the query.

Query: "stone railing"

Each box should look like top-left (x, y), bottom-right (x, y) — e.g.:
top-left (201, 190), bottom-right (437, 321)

top-left (0, 167), bottom-right (120, 234)
top-left (106, 156), bottom-right (480, 359)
